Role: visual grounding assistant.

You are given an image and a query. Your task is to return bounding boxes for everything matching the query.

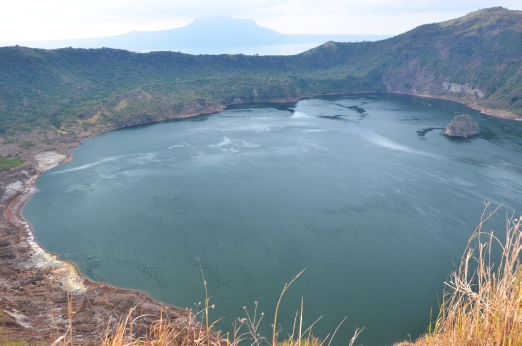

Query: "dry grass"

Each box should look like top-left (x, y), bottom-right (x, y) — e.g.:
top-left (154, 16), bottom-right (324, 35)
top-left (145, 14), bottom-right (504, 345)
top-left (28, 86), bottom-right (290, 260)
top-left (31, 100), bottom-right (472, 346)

top-left (52, 269), bottom-right (362, 346)
top-left (397, 204), bottom-right (522, 346)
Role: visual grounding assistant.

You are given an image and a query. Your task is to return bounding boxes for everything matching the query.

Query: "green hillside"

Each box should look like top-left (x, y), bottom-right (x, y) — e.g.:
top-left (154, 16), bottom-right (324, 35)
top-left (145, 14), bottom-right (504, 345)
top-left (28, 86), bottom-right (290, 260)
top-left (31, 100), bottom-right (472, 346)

top-left (0, 7), bottom-right (520, 136)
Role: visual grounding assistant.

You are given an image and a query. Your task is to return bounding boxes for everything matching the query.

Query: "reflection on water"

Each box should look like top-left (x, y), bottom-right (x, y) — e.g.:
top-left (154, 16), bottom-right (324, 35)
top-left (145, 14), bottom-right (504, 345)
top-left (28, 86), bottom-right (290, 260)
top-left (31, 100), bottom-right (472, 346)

top-left (23, 94), bottom-right (522, 345)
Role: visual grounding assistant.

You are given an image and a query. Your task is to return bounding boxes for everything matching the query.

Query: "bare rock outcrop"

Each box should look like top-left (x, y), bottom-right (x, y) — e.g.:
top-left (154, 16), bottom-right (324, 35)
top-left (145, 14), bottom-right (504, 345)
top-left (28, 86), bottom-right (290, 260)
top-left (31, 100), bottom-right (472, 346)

top-left (443, 114), bottom-right (480, 138)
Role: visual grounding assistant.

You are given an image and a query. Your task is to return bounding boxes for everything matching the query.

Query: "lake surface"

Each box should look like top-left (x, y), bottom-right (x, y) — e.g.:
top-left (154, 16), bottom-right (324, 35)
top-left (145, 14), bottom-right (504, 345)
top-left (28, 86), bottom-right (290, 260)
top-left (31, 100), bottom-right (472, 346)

top-left (23, 94), bottom-right (522, 345)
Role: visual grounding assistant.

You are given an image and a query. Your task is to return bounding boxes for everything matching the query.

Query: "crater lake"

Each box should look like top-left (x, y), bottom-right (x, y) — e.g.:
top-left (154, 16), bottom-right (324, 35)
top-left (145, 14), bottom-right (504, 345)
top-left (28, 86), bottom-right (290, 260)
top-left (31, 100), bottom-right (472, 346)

top-left (23, 94), bottom-right (522, 345)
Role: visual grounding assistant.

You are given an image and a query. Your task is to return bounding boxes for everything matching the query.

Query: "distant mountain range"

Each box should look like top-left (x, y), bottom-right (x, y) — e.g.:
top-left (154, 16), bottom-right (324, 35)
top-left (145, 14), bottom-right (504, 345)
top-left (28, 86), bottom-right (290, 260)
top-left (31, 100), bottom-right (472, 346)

top-left (1, 16), bottom-right (391, 51)
top-left (0, 7), bottom-right (520, 136)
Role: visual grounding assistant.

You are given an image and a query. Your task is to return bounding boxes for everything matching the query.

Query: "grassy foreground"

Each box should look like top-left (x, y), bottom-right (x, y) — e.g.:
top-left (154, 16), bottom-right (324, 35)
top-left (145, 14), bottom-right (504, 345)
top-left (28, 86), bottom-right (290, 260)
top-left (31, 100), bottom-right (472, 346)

top-left (31, 205), bottom-right (518, 346)
top-left (398, 205), bottom-right (522, 346)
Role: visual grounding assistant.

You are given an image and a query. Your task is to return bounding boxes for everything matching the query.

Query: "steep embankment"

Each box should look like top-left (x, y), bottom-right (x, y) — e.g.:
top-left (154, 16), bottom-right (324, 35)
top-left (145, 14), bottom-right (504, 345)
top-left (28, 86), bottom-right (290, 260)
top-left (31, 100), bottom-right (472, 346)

top-left (295, 7), bottom-right (522, 118)
top-left (380, 7), bottom-right (522, 117)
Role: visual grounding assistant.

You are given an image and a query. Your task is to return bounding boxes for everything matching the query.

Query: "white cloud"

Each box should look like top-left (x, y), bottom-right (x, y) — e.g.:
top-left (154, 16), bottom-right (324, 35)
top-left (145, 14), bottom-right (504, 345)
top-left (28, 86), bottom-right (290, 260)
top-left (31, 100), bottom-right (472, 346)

top-left (0, 0), bottom-right (520, 41)
top-left (257, 11), bottom-right (464, 34)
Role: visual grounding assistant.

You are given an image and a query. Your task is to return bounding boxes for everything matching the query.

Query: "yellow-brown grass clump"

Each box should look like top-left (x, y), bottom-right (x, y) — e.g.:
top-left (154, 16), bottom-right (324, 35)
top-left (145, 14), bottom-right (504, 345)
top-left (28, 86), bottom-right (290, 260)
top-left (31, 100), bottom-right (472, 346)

top-left (398, 205), bottom-right (522, 346)
top-left (52, 269), bottom-right (362, 346)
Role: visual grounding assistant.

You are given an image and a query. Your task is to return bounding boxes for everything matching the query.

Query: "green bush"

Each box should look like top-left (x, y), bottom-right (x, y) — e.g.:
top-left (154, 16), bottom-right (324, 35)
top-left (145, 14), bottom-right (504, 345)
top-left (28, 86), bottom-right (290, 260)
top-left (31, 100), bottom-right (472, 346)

top-left (19, 141), bottom-right (35, 149)
top-left (0, 155), bottom-right (23, 171)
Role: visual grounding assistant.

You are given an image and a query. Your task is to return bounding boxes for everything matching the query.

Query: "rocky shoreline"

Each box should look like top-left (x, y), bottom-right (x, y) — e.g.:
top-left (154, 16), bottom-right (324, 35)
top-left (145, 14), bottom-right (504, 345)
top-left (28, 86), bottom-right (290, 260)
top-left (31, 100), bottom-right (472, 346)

top-left (0, 152), bottom-right (194, 344)
top-left (0, 92), bottom-right (518, 344)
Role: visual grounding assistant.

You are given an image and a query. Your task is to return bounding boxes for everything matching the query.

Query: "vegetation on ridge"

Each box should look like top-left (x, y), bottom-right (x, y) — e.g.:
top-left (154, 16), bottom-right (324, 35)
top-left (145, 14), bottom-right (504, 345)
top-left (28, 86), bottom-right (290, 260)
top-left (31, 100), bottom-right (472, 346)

top-left (0, 7), bottom-right (520, 137)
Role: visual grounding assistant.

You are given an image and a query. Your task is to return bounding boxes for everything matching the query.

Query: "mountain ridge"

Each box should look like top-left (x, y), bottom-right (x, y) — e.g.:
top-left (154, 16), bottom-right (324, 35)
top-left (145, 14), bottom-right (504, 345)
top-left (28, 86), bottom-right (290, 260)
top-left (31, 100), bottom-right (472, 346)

top-left (1, 16), bottom-right (391, 51)
top-left (0, 7), bottom-right (520, 141)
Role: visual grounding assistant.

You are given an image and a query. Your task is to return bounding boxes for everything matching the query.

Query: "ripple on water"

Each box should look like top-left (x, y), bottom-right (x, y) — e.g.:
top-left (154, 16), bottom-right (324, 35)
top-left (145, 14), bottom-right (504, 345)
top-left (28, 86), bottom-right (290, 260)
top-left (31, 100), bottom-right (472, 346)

top-left (23, 94), bottom-right (522, 346)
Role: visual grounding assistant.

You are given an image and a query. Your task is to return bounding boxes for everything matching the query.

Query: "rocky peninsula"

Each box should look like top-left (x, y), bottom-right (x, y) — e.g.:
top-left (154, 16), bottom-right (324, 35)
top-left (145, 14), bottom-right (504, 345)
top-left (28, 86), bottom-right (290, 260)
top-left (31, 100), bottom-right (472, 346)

top-left (443, 114), bottom-right (480, 138)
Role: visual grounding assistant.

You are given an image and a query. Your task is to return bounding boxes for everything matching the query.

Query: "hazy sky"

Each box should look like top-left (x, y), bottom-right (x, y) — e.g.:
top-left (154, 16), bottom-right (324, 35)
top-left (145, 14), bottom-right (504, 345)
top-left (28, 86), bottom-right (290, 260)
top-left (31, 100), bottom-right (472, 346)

top-left (1, 0), bottom-right (520, 41)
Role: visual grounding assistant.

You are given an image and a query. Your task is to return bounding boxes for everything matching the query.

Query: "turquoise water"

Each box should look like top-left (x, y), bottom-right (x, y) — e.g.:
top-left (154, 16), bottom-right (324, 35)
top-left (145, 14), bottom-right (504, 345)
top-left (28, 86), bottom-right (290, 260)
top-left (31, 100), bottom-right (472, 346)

top-left (23, 94), bottom-right (522, 345)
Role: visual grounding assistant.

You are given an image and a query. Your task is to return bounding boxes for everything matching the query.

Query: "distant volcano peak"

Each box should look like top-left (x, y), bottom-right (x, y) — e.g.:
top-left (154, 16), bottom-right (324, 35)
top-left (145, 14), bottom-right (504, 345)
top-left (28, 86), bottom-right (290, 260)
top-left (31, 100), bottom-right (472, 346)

top-left (1, 15), bottom-right (392, 50)
top-left (189, 16), bottom-right (259, 28)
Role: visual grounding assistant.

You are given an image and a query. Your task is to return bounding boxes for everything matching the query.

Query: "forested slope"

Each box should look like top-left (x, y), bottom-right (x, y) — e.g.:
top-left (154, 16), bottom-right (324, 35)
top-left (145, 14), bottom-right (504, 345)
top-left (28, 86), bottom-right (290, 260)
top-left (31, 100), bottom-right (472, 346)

top-left (0, 7), bottom-right (519, 137)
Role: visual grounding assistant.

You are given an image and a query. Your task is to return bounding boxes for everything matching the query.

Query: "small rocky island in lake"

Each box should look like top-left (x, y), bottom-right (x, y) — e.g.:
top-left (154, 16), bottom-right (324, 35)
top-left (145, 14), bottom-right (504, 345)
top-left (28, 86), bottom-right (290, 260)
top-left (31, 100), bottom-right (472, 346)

top-left (443, 114), bottom-right (480, 137)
